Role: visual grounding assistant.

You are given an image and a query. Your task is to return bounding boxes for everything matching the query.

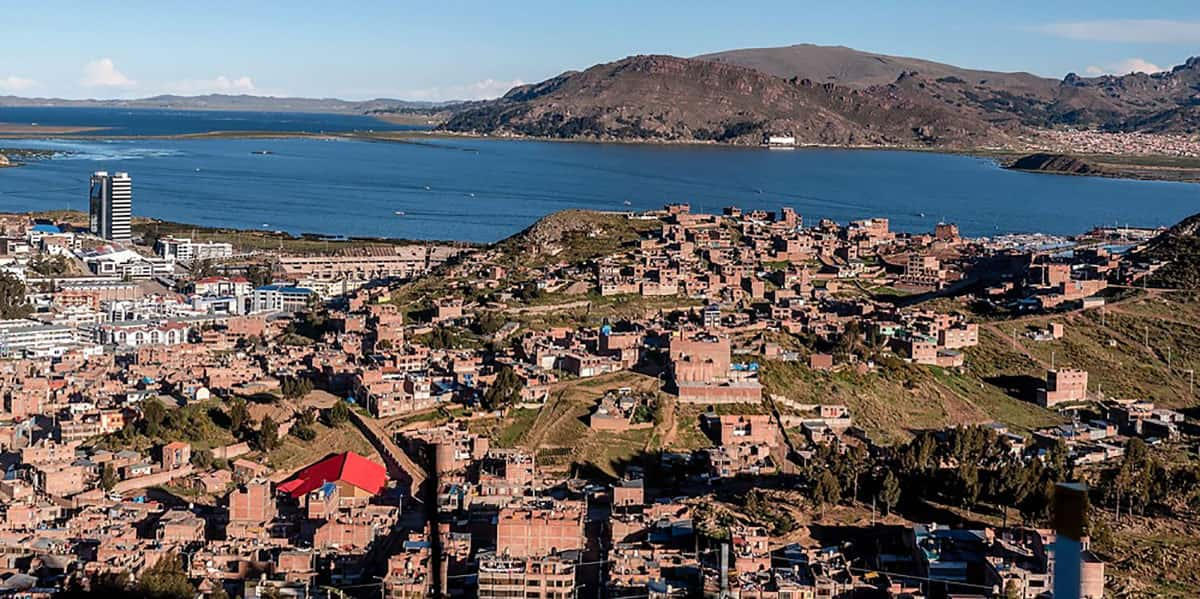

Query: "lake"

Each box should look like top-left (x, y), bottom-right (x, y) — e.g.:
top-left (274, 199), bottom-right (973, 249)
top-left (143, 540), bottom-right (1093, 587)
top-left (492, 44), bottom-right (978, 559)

top-left (0, 110), bottom-right (1197, 243)
top-left (0, 106), bottom-right (417, 136)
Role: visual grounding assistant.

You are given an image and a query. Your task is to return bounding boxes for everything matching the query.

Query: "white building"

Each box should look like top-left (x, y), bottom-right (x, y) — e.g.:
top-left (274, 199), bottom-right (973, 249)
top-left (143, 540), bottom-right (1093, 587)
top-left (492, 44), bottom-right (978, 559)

top-left (89, 171), bottom-right (132, 242)
top-left (98, 320), bottom-right (191, 348)
top-left (250, 285), bottom-right (314, 314)
top-left (0, 319), bottom-right (79, 358)
top-left (156, 236), bottom-right (234, 263)
top-left (80, 245), bottom-right (172, 280)
top-left (193, 276), bottom-right (252, 297)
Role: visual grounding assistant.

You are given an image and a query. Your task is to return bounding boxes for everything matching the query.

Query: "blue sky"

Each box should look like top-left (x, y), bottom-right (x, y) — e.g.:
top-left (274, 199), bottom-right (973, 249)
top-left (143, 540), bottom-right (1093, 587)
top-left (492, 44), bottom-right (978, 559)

top-left (2, 1), bottom-right (1199, 101)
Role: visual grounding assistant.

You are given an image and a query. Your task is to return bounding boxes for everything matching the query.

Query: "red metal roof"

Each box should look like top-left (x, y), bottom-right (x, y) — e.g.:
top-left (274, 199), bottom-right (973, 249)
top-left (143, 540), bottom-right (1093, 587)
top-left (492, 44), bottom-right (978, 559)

top-left (277, 451), bottom-right (387, 498)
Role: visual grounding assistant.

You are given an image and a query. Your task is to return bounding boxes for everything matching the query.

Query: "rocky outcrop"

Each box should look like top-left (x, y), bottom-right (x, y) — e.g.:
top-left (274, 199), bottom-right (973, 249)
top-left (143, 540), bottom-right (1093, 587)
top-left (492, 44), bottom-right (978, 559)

top-left (1005, 153), bottom-right (1110, 176)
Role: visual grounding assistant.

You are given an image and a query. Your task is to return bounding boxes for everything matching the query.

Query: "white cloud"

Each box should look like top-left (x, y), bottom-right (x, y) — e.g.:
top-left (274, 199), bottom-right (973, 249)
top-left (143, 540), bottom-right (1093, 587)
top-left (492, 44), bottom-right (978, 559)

top-left (167, 75), bottom-right (257, 95)
top-left (0, 75), bottom-right (37, 93)
top-left (81, 58), bottom-right (135, 87)
top-left (403, 78), bottom-right (524, 102)
top-left (1083, 58), bottom-right (1165, 76)
top-left (1037, 19), bottom-right (1200, 44)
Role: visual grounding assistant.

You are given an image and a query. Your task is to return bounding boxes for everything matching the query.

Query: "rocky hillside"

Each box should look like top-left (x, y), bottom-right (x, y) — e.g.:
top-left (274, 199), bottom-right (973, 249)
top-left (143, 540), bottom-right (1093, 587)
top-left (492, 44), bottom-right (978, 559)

top-left (1004, 153), bottom-right (1111, 176)
top-left (442, 47), bottom-right (1200, 144)
top-left (441, 54), bottom-right (1014, 147)
top-left (1140, 212), bottom-right (1200, 288)
top-left (696, 44), bottom-right (1055, 92)
top-left (701, 45), bottom-right (1200, 132)
top-left (492, 210), bottom-right (660, 266)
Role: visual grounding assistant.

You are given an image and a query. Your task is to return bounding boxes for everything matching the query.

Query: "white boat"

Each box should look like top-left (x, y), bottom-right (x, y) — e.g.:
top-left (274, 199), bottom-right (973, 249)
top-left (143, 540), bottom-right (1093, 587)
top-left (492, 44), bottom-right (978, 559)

top-left (394, 211), bottom-right (406, 216)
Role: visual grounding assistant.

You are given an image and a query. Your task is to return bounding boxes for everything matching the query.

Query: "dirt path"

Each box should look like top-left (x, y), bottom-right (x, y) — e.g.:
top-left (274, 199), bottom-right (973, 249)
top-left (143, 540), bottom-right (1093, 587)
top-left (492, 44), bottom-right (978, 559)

top-left (348, 409), bottom-right (426, 499)
top-left (505, 300), bottom-right (591, 315)
top-left (654, 395), bottom-right (679, 450)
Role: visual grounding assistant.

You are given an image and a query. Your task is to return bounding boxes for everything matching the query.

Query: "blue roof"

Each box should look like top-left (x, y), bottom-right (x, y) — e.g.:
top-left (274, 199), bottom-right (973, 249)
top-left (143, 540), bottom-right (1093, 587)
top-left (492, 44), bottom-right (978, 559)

top-left (320, 481), bottom-right (337, 497)
top-left (32, 224), bottom-right (61, 233)
top-left (255, 284), bottom-right (313, 293)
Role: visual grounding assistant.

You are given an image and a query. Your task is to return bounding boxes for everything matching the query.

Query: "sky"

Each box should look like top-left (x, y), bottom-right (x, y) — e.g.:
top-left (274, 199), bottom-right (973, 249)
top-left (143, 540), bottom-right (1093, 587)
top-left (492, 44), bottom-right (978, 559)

top-left (2, 1), bottom-right (1199, 101)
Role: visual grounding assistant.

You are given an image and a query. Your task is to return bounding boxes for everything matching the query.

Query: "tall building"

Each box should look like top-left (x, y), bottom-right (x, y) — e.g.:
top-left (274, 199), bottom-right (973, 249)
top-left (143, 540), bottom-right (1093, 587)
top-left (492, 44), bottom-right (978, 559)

top-left (89, 171), bottom-right (132, 242)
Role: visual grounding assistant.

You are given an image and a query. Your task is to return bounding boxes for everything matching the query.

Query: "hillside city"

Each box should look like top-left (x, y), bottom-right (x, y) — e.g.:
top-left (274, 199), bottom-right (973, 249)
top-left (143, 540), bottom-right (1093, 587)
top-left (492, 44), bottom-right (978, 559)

top-left (0, 171), bottom-right (1197, 599)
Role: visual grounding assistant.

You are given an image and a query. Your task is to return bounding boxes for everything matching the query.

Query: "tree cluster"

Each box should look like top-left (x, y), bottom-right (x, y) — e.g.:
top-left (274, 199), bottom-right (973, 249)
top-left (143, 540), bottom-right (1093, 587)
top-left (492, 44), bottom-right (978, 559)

top-left (794, 426), bottom-right (1070, 526)
top-left (481, 365), bottom-right (524, 411)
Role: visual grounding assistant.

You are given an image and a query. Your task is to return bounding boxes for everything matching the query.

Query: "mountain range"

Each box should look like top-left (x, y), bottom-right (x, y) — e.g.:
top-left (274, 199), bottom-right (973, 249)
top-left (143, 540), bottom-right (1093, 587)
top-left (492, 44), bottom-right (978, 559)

top-left (440, 44), bottom-right (1200, 147)
top-left (0, 93), bottom-right (452, 114)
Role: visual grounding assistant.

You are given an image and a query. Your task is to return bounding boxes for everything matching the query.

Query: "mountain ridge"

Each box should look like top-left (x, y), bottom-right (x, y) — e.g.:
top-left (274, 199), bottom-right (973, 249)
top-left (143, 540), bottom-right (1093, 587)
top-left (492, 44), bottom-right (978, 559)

top-left (440, 53), bottom-right (1017, 148)
top-left (441, 45), bottom-right (1200, 145)
top-left (0, 93), bottom-right (459, 114)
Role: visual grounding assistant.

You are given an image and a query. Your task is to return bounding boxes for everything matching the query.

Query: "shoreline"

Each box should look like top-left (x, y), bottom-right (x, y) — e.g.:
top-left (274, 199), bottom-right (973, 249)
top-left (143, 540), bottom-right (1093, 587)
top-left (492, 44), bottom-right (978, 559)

top-left (25, 209), bottom-right (484, 252)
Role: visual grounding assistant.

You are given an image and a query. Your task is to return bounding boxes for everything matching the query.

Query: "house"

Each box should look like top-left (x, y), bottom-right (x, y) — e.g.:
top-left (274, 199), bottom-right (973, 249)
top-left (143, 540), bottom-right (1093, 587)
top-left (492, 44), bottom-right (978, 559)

top-left (277, 451), bottom-right (388, 499)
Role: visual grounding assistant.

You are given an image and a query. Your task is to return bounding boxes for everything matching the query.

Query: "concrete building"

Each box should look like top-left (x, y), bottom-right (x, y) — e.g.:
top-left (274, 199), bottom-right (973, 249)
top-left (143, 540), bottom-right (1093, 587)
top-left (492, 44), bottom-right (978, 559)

top-left (0, 319), bottom-right (79, 358)
top-left (155, 236), bottom-right (233, 263)
top-left (477, 552), bottom-right (578, 599)
top-left (89, 171), bottom-right (132, 242)
top-left (1037, 369), bottom-right (1089, 407)
top-left (496, 501), bottom-right (585, 558)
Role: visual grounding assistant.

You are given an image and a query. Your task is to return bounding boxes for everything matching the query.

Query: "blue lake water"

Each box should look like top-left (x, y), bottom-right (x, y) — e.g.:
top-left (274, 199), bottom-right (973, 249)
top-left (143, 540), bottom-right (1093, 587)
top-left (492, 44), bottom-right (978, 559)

top-left (0, 106), bottom-right (416, 136)
top-left (0, 109), bottom-right (1197, 242)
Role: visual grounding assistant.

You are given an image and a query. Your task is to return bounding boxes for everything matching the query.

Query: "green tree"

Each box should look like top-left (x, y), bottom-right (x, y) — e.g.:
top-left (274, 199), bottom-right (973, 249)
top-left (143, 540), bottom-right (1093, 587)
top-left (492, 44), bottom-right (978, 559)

top-left (100, 463), bottom-right (118, 492)
top-left (255, 416), bottom-right (280, 451)
top-left (475, 311), bottom-right (506, 336)
top-left (0, 272), bottom-right (32, 320)
top-left (227, 397), bottom-right (251, 436)
top-left (812, 469), bottom-right (842, 518)
top-left (482, 366), bottom-right (524, 411)
top-left (244, 263), bottom-right (274, 287)
top-left (879, 470), bottom-right (901, 515)
top-left (142, 398), bottom-right (167, 438)
top-left (291, 425), bottom-right (317, 441)
top-left (296, 408), bottom-right (317, 428)
top-left (280, 377), bottom-right (313, 400)
top-left (956, 462), bottom-right (982, 509)
top-left (834, 320), bottom-right (862, 359)
top-left (327, 400), bottom-right (351, 426)
top-left (135, 552), bottom-right (195, 599)
top-left (190, 448), bottom-right (214, 470)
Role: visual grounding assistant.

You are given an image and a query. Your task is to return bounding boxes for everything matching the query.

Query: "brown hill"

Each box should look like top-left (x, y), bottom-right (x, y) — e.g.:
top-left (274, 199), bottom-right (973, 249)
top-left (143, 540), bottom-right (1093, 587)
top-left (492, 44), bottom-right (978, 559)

top-left (696, 44), bottom-right (1200, 132)
top-left (695, 44), bottom-right (1055, 93)
top-left (443, 47), bottom-right (1200, 144)
top-left (441, 54), bottom-right (1013, 148)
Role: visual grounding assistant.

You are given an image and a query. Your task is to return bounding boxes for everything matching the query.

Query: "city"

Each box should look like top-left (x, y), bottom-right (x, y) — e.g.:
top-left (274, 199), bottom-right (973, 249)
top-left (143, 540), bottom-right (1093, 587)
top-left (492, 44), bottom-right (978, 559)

top-left (0, 169), bottom-right (1196, 598)
top-left (4, 5), bottom-right (1200, 598)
